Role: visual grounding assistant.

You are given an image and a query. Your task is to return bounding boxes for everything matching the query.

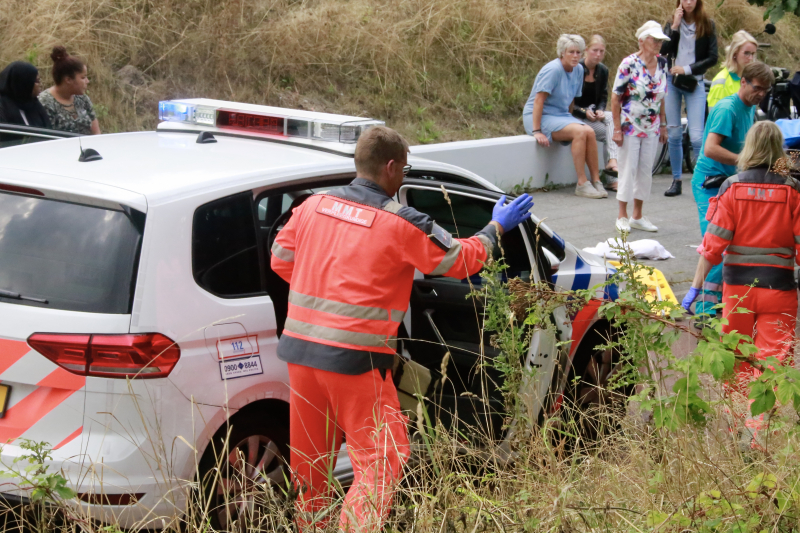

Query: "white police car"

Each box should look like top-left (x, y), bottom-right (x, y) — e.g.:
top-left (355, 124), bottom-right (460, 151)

top-left (0, 100), bottom-right (618, 528)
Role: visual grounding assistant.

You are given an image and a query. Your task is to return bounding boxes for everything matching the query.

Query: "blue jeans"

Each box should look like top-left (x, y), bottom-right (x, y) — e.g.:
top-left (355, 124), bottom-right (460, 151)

top-left (665, 75), bottom-right (706, 181)
top-left (692, 172), bottom-right (723, 315)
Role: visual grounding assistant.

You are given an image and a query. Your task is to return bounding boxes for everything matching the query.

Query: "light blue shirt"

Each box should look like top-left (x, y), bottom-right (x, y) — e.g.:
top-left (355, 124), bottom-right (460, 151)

top-left (523, 59), bottom-right (584, 121)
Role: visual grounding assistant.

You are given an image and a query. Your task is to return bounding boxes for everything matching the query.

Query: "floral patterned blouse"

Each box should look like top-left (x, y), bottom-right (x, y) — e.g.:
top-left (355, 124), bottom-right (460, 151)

top-left (612, 53), bottom-right (668, 138)
top-left (38, 91), bottom-right (96, 135)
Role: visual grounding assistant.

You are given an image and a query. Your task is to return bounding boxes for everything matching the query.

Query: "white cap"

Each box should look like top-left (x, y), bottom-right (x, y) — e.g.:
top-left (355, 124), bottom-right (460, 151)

top-left (636, 20), bottom-right (671, 41)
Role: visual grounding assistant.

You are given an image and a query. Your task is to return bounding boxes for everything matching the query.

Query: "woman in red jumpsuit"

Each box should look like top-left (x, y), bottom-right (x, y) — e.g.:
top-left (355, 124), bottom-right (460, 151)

top-left (682, 120), bottom-right (800, 446)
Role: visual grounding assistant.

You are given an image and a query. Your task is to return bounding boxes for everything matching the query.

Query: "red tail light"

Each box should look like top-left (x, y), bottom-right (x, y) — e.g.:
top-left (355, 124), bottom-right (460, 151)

top-left (27, 333), bottom-right (180, 379)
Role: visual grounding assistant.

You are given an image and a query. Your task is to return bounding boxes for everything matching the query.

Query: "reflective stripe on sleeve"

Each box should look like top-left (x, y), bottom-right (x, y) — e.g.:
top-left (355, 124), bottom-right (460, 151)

top-left (727, 245), bottom-right (794, 256)
top-left (284, 318), bottom-right (397, 350)
top-left (289, 290), bottom-right (390, 321)
top-left (795, 235), bottom-right (800, 244)
top-left (429, 240), bottom-right (463, 276)
top-left (476, 234), bottom-right (493, 260)
top-left (724, 254), bottom-right (795, 267)
top-left (383, 200), bottom-right (403, 214)
top-left (271, 241), bottom-right (295, 262)
top-left (706, 223), bottom-right (733, 240)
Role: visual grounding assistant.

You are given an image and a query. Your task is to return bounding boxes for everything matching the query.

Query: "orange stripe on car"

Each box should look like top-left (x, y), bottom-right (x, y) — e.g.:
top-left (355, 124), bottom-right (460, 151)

top-left (0, 339), bottom-right (31, 375)
top-left (37, 368), bottom-right (86, 391)
top-left (0, 387), bottom-right (82, 443)
top-left (53, 426), bottom-right (83, 450)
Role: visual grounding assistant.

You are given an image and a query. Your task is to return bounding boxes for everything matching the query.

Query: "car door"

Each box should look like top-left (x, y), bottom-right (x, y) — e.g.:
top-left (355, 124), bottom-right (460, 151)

top-left (396, 180), bottom-right (561, 440)
top-left (0, 123), bottom-right (76, 149)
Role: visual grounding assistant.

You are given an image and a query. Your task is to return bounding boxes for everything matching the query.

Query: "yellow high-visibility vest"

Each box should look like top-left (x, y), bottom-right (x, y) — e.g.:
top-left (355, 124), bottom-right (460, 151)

top-left (707, 68), bottom-right (741, 108)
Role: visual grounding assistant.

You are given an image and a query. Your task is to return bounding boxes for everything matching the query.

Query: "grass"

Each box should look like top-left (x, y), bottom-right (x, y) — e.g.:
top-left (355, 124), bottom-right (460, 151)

top-left (1, 0), bottom-right (799, 142)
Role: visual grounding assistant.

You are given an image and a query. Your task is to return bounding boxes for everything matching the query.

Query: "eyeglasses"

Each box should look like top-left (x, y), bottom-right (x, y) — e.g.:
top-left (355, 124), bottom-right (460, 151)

top-left (744, 78), bottom-right (770, 93)
top-left (402, 164), bottom-right (412, 176)
top-left (741, 51), bottom-right (757, 58)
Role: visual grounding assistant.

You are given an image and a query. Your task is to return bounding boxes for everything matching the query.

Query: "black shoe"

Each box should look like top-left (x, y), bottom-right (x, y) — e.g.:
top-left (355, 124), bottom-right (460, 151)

top-left (664, 180), bottom-right (682, 197)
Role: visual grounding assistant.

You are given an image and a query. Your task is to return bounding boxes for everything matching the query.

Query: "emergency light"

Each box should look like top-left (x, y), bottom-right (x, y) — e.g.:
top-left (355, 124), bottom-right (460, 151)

top-left (158, 99), bottom-right (384, 144)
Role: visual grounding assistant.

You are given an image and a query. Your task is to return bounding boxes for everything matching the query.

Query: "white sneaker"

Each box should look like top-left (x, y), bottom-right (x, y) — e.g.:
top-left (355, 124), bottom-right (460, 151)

top-left (592, 180), bottom-right (609, 198)
top-left (629, 216), bottom-right (658, 232)
top-left (575, 181), bottom-right (604, 198)
top-left (615, 217), bottom-right (630, 233)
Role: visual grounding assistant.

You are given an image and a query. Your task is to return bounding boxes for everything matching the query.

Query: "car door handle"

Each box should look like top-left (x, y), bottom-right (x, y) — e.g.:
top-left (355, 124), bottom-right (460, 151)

top-left (419, 285), bottom-right (438, 296)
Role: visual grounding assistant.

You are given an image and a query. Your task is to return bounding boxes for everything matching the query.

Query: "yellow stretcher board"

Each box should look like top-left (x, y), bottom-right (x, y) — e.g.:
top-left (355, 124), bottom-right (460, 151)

top-left (608, 261), bottom-right (678, 309)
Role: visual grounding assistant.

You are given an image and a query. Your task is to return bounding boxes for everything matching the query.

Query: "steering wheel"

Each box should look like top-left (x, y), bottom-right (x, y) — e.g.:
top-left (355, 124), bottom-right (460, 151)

top-left (267, 208), bottom-right (294, 253)
top-left (267, 193), bottom-right (312, 253)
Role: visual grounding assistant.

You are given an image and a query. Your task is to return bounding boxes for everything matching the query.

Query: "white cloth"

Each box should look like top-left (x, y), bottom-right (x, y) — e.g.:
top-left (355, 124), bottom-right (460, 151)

top-left (584, 238), bottom-right (675, 260)
top-left (617, 133), bottom-right (659, 202)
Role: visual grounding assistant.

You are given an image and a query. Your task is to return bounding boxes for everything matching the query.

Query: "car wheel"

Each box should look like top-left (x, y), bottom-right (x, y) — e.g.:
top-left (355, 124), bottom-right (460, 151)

top-left (197, 408), bottom-right (291, 530)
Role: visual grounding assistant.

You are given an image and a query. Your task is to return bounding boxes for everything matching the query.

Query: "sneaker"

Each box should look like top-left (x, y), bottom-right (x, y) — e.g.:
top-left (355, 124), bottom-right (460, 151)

top-left (592, 180), bottom-right (609, 198)
top-left (629, 216), bottom-right (658, 232)
top-left (615, 217), bottom-right (630, 233)
top-left (575, 181), bottom-right (604, 198)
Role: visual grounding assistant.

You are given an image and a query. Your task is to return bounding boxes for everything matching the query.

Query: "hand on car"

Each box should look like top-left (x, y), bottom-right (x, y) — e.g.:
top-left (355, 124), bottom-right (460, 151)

top-left (492, 194), bottom-right (534, 232)
top-left (681, 287), bottom-right (700, 313)
top-left (534, 132), bottom-right (550, 147)
top-left (670, 66), bottom-right (686, 76)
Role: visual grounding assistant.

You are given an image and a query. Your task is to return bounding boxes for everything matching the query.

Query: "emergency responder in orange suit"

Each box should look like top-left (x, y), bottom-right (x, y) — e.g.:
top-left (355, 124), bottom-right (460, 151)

top-left (270, 126), bottom-right (533, 532)
top-left (683, 120), bottom-right (800, 447)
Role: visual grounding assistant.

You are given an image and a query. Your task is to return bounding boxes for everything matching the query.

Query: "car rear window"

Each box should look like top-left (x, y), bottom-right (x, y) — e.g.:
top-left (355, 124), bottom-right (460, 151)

top-left (0, 192), bottom-right (144, 313)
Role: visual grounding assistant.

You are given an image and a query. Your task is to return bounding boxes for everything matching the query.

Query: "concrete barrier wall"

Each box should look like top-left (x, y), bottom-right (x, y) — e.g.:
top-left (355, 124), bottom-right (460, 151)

top-left (410, 135), bottom-right (606, 192)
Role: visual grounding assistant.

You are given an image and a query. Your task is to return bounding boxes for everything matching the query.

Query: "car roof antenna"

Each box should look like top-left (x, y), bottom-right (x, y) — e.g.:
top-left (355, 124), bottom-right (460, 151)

top-left (77, 136), bottom-right (103, 162)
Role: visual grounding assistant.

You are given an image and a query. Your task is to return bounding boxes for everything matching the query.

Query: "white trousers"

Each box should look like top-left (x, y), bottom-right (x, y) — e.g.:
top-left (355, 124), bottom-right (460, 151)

top-left (582, 114), bottom-right (619, 163)
top-left (617, 134), bottom-right (659, 203)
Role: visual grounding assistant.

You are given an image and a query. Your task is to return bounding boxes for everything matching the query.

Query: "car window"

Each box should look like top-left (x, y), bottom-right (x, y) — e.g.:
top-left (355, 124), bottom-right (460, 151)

top-left (0, 192), bottom-right (143, 313)
top-left (405, 188), bottom-right (532, 281)
top-left (193, 192), bottom-right (263, 297)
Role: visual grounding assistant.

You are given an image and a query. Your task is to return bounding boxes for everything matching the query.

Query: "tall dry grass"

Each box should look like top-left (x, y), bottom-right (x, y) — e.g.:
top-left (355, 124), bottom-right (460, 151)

top-left (0, 0), bottom-right (798, 141)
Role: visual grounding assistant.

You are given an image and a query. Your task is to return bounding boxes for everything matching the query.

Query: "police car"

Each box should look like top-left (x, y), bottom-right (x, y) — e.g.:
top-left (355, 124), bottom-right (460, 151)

top-left (0, 100), bottom-right (618, 528)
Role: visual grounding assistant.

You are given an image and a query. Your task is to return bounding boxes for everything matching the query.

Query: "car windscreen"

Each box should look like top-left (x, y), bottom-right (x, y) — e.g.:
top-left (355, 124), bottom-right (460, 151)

top-left (0, 192), bottom-right (143, 314)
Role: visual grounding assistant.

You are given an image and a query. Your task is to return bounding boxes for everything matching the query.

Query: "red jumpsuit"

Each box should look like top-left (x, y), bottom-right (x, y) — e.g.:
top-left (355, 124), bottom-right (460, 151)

top-left (271, 178), bottom-right (497, 531)
top-left (701, 167), bottom-right (800, 397)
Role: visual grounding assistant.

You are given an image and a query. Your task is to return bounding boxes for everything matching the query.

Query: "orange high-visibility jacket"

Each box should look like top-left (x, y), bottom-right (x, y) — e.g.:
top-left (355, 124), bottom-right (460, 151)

top-left (702, 167), bottom-right (800, 291)
top-left (270, 178), bottom-right (498, 374)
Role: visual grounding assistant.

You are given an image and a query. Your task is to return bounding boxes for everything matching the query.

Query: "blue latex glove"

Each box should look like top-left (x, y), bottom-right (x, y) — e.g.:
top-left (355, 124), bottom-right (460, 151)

top-left (682, 287), bottom-right (700, 313)
top-left (492, 194), bottom-right (534, 232)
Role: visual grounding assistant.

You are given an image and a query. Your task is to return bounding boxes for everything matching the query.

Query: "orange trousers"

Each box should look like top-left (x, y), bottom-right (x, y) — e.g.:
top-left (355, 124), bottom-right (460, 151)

top-left (288, 363), bottom-right (409, 532)
top-left (721, 284), bottom-right (797, 395)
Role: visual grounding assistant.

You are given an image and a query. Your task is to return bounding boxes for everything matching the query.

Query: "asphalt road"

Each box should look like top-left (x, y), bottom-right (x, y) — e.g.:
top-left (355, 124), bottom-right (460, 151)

top-left (529, 172), bottom-right (698, 300)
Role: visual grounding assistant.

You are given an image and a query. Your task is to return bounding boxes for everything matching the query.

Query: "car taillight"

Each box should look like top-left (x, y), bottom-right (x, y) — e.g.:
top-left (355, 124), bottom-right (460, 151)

top-left (27, 333), bottom-right (180, 379)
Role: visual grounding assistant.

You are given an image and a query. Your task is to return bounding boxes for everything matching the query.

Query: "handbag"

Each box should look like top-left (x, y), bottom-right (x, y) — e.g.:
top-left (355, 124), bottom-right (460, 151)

top-left (702, 174), bottom-right (728, 189)
top-left (673, 74), bottom-right (698, 92)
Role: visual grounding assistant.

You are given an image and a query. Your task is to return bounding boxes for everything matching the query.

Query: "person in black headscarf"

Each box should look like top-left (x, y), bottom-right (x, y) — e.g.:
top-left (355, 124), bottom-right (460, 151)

top-left (0, 61), bottom-right (51, 128)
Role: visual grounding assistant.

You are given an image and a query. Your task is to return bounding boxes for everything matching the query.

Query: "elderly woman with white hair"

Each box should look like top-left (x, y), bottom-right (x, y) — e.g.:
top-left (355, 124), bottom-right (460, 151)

top-left (707, 30), bottom-right (758, 108)
top-left (523, 34), bottom-right (606, 199)
top-left (611, 21), bottom-right (669, 233)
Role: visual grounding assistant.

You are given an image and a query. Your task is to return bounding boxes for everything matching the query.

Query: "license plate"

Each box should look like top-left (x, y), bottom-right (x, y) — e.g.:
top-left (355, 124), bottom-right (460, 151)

top-left (0, 384), bottom-right (10, 418)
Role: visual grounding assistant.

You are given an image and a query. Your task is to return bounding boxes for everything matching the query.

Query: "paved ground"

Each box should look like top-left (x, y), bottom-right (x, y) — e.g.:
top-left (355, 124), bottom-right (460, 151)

top-left (529, 172), bottom-right (697, 299)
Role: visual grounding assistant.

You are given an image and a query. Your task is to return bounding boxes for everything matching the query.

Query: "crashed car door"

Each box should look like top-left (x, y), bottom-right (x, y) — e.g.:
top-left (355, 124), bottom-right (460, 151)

top-left (396, 180), bottom-right (560, 437)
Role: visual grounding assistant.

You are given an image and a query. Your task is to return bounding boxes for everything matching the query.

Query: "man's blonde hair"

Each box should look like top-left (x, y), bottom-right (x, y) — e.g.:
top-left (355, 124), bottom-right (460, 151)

top-left (723, 30), bottom-right (758, 74)
top-left (354, 126), bottom-right (409, 178)
top-left (738, 120), bottom-right (786, 171)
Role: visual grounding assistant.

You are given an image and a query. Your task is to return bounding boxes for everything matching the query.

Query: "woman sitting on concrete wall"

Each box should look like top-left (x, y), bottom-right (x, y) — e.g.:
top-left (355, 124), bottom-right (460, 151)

top-left (523, 34), bottom-right (606, 199)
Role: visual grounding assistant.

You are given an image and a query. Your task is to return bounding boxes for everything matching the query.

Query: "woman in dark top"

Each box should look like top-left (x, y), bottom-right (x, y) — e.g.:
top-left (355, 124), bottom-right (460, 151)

top-left (572, 35), bottom-right (619, 190)
top-left (660, 0), bottom-right (718, 197)
top-left (0, 61), bottom-right (51, 128)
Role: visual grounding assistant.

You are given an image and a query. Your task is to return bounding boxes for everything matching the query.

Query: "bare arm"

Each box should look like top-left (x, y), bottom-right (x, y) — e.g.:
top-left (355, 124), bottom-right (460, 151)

top-left (691, 255), bottom-right (714, 289)
top-left (532, 92), bottom-right (550, 147)
top-left (611, 93), bottom-right (623, 147)
top-left (90, 119), bottom-right (101, 135)
top-left (703, 133), bottom-right (738, 166)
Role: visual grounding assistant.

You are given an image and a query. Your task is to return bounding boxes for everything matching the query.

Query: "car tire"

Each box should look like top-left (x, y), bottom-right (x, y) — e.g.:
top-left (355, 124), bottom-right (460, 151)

top-left (196, 407), bottom-right (291, 531)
